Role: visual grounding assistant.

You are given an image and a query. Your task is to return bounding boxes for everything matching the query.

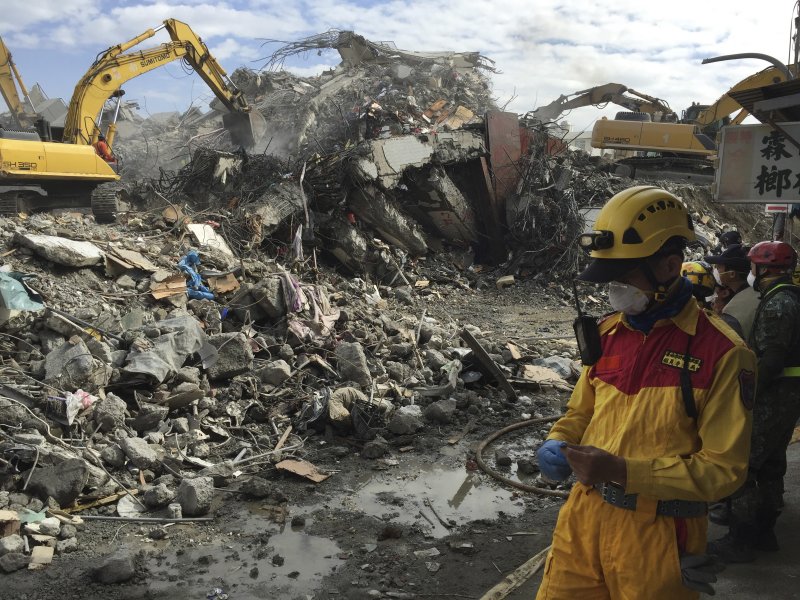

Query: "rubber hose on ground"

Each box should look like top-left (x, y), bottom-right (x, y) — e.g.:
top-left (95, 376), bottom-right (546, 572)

top-left (475, 416), bottom-right (570, 499)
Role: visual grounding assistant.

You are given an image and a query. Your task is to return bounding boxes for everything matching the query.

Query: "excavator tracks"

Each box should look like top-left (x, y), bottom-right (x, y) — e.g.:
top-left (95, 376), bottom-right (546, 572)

top-left (0, 195), bottom-right (21, 217)
top-left (90, 186), bottom-right (120, 223)
top-left (0, 190), bottom-right (39, 217)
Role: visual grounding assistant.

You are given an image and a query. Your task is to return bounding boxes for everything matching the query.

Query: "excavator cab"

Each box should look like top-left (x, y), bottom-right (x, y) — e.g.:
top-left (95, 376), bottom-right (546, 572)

top-left (682, 103), bottom-right (710, 122)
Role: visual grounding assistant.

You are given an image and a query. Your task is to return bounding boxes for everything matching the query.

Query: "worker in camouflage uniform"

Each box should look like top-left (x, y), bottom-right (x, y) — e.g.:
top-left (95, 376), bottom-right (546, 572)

top-left (708, 240), bottom-right (800, 563)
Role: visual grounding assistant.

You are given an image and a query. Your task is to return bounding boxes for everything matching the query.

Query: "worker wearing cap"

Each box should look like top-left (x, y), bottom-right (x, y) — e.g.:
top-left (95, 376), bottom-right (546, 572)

top-left (711, 230), bottom-right (743, 255)
top-left (535, 186), bottom-right (755, 599)
top-left (702, 243), bottom-right (760, 528)
top-left (705, 244), bottom-right (759, 341)
top-left (709, 241), bottom-right (800, 563)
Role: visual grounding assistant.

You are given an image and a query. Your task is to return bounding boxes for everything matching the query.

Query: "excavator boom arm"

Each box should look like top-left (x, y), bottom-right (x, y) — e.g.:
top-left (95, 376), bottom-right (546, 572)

top-left (164, 19), bottom-right (247, 113)
top-left (61, 19), bottom-right (256, 147)
top-left (529, 82), bottom-right (675, 123)
top-left (693, 64), bottom-right (798, 126)
top-left (0, 36), bottom-right (36, 128)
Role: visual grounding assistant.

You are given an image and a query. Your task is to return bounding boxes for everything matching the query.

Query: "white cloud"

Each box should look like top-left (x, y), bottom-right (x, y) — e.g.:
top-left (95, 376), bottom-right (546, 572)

top-left (208, 38), bottom-right (262, 62)
top-left (285, 62), bottom-right (340, 78)
top-left (1, 0), bottom-right (99, 29)
top-left (2, 0), bottom-right (798, 131)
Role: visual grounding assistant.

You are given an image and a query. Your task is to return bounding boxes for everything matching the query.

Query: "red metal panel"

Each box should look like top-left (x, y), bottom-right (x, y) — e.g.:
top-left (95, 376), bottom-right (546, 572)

top-left (485, 111), bottom-right (522, 215)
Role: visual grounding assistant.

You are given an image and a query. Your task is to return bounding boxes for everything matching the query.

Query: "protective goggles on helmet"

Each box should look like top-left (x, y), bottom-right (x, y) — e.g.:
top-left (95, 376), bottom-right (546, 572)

top-left (578, 230), bottom-right (614, 253)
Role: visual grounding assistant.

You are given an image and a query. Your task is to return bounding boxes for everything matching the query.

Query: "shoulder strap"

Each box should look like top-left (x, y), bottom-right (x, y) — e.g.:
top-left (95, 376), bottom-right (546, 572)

top-left (680, 332), bottom-right (697, 419)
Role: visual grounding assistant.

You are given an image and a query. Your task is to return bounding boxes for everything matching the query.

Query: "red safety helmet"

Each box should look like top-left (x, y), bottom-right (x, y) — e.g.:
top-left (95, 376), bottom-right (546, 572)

top-left (748, 241), bottom-right (797, 269)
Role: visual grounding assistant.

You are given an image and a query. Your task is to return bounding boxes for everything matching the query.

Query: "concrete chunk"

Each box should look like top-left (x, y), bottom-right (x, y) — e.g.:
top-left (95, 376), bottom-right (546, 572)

top-left (207, 332), bottom-right (253, 380)
top-left (0, 534), bottom-right (24, 556)
top-left (257, 359), bottom-right (292, 386)
top-left (0, 552), bottom-right (28, 573)
top-left (143, 483), bottom-right (176, 508)
top-left (424, 397), bottom-right (457, 424)
top-left (94, 393), bottom-right (127, 433)
top-left (336, 342), bottom-right (371, 387)
top-left (131, 403), bottom-right (168, 433)
top-left (100, 444), bottom-right (126, 468)
top-left (91, 551), bottom-right (135, 584)
top-left (165, 382), bottom-right (204, 409)
top-left (252, 277), bottom-right (286, 320)
top-left (388, 405), bottom-right (424, 434)
top-left (14, 233), bottom-right (104, 267)
top-left (44, 337), bottom-right (111, 391)
top-left (120, 437), bottom-right (159, 470)
top-left (55, 537), bottom-right (77, 555)
top-left (25, 458), bottom-right (89, 505)
top-left (177, 477), bottom-right (214, 516)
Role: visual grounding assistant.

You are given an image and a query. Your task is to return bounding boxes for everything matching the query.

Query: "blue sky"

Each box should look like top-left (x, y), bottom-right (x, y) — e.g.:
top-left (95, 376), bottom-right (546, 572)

top-left (2, 1), bottom-right (798, 132)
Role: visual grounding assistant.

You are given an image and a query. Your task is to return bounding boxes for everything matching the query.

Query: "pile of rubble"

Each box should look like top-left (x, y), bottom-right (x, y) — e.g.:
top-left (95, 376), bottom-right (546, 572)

top-left (109, 30), bottom-right (495, 178)
top-left (0, 30), bottom-right (772, 579)
top-left (0, 199), bottom-right (591, 574)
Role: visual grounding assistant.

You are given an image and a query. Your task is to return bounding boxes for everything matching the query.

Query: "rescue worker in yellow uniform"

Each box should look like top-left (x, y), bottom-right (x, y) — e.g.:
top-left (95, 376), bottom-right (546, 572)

top-left (681, 261), bottom-right (715, 309)
top-left (535, 186), bottom-right (755, 599)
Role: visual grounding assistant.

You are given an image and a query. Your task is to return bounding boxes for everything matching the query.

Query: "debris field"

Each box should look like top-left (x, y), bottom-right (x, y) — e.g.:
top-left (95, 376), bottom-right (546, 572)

top-left (0, 30), bottom-right (770, 599)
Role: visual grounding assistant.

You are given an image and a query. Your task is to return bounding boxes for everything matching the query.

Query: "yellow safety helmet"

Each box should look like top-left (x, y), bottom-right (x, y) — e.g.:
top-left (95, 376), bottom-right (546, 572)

top-left (681, 261), bottom-right (714, 294)
top-left (577, 186), bottom-right (696, 282)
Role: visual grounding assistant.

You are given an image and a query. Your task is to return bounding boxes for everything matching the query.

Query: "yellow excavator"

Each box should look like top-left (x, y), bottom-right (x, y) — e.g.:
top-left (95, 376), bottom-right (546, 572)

top-left (0, 19), bottom-right (266, 221)
top-left (0, 37), bottom-right (38, 129)
top-left (525, 83), bottom-right (678, 125)
top-left (590, 63), bottom-right (798, 169)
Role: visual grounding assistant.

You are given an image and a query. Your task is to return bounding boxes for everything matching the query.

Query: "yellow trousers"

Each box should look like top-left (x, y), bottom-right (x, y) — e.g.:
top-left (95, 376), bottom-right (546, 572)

top-left (536, 485), bottom-right (707, 600)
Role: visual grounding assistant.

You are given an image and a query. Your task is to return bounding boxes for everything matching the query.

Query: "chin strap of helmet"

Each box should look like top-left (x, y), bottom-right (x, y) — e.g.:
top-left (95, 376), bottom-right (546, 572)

top-left (640, 261), bottom-right (672, 303)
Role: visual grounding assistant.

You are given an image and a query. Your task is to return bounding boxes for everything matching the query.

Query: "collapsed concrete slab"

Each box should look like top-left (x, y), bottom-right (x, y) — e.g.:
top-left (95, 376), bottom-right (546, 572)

top-left (407, 167), bottom-right (478, 243)
top-left (334, 30), bottom-right (488, 74)
top-left (320, 215), bottom-right (371, 273)
top-left (352, 131), bottom-right (486, 190)
top-left (248, 183), bottom-right (306, 240)
top-left (349, 185), bottom-right (428, 256)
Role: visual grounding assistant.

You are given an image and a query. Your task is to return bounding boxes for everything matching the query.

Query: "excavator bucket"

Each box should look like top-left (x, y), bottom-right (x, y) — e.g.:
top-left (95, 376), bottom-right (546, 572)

top-left (223, 111), bottom-right (268, 149)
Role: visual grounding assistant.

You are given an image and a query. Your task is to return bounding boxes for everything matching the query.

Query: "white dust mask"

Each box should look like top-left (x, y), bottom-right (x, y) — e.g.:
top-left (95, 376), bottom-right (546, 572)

top-left (608, 282), bottom-right (650, 315)
top-left (747, 272), bottom-right (756, 288)
top-left (713, 267), bottom-right (723, 286)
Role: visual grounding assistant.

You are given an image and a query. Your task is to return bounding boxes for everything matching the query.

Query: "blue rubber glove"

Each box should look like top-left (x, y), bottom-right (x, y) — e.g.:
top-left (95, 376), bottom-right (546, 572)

top-left (537, 440), bottom-right (572, 481)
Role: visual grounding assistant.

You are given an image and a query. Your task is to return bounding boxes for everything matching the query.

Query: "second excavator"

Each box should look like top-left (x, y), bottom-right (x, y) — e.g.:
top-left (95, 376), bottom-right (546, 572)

top-left (590, 63), bottom-right (797, 174)
top-left (0, 19), bottom-right (267, 221)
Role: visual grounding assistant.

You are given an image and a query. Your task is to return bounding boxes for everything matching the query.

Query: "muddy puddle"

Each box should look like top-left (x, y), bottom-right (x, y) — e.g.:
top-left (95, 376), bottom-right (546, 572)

top-left (147, 519), bottom-right (343, 600)
top-left (324, 461), bottom-right (525, 537)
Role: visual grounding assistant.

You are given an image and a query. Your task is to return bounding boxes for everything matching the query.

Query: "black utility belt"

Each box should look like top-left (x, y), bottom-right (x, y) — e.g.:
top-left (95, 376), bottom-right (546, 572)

top-left (593, 482), bottom-right (707, 518)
